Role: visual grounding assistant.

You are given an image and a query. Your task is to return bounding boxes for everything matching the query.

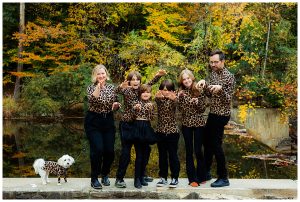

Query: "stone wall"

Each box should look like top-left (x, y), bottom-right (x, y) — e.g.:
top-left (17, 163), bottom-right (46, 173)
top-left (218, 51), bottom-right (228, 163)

top-left (231, 108), bottom-right (289, 150)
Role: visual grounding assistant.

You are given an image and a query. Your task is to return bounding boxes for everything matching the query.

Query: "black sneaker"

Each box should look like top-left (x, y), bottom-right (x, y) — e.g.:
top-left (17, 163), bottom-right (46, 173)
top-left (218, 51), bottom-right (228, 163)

top-left (156, 177), bottom-right (167, 187)
top-left (169, 178), bottom-right (178, 188)
top-left (143, 176), bottom-right (153, 182)
top-left (134, 178), bottom-right (142, 189)
top-left (91, 178), bottom-right (102, 189)
top-left (101, 176), bottom-right (110, 186)
top-left (115, 178), bottom-right (126, 188)
top-left (211, 178), bottom-right (230, 187)
top-left (206, 172), bottom-right (212, 181)
top-left (140, 177), bottom-right (148, 186)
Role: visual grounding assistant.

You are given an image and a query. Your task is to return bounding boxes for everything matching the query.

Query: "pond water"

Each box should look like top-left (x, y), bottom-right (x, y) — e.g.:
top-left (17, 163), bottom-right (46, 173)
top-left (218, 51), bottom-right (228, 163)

top-left (3, 119), bottom-right (297, 179)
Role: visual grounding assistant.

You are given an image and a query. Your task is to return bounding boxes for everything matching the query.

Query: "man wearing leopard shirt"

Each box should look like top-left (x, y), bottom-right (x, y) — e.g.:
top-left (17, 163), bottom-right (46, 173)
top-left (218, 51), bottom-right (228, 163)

top-left (197, 50), bottom-right (235, 187)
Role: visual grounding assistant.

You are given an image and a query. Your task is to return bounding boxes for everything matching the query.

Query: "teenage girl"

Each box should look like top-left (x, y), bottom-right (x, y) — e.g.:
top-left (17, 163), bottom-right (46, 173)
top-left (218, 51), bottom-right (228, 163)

top-left (178, 69), bottom-right (207, 187)
top-left (115, 70), bottom-right (166, 188)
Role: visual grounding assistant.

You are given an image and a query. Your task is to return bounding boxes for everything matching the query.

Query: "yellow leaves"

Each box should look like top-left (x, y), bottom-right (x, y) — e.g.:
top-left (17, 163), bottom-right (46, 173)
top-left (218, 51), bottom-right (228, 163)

top-left (144, 3), bottom-right (190, 47)
top-left (9, 71), bottom-right (37, 78)
top-left (238, 103), bottom-right (256, 124)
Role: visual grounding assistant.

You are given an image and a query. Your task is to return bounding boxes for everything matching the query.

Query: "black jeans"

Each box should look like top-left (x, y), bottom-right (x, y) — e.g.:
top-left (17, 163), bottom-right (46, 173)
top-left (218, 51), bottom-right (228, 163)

top-left (116, 121), bottom-right (151, 179)
top-left (204, 113), bottom-right (230, 179)
top-left (84, 111), bottom-right (115, 179)
top-left (182, 125), bottom-right (206, 183)
top-left (134, 142), bottom-right (149, 180)
top-left (157, 133), bottom-right (180, 179)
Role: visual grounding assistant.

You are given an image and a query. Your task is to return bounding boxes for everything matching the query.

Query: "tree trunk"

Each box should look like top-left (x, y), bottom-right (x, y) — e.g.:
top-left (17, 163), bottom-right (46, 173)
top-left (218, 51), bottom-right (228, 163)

top-left (13, 3), bottom-right (25, 101)
top-left (262, 19), bottom-right (271, 79)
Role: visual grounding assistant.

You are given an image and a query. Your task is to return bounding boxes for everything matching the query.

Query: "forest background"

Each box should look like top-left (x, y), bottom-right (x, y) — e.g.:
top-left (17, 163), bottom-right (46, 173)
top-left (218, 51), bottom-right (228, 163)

top-left (2, 2), bottom-right (297, 130)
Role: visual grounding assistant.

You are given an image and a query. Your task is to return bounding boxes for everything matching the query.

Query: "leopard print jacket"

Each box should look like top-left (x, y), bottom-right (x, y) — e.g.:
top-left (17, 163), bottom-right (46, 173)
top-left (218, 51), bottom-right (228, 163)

top-left (204, 68), bottom-right (235, 116)
top-left (178, 88), bottom-right (206, 127)
top-left (116, 75), bottom-right (162, 122)
top-left (42, 161), bottom-right (67, 177)
top-left (87, 83), bottom-right (117, 114)
top-left (155, 97), bottom-right (180, 134)
top-left (133, 100), bottom-right (154, 121)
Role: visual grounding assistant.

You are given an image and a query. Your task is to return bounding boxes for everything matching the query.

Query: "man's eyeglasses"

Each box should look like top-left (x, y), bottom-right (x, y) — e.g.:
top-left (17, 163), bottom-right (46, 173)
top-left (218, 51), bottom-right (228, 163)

top-left (209, 61), bottom-right (220, 65)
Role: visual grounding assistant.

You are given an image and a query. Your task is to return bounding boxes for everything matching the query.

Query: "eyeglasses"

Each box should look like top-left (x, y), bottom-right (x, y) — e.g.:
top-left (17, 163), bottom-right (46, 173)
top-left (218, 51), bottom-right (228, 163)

top-left (209, 61), bottom-right (220, 65)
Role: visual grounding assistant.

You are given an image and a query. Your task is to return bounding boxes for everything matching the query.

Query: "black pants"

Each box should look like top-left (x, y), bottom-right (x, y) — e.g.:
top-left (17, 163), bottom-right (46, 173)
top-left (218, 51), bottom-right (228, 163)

top-left (84, 111), bottom-right (115, 179)
top-left (157, 133), bottom-right (180, 179)
top-left (182, 125), bottom-right (206, 183)
top-left (204, 113), bottom-right (230, 179)
top-left (116, 121), bottom-right (150, 179)
top-left (134, 142), bottom-right (149, 180)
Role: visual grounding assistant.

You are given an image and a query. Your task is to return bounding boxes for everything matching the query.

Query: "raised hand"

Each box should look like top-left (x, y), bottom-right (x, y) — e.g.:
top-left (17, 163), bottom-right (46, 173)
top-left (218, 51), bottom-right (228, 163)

top-left (165, 91), bottom-right (177, 100)
top-left (196, 80), bottom-right (206, 89)
top-left (155, 90), bottom-right (164, 99)
top-left (112, 102), bottom-right (121, 111)
top-left (208, 85), bottom-right (222, 94)
top-left (178, 90), bottom-right (186, 97)
top-left (156, 69), bottom-right (167, 77)
top-left (120, 80), bottom-right (131, 89)
top-left (145, 102), bottom-right (153, 110)
top-left (134, 103), bottom-right (142, 112)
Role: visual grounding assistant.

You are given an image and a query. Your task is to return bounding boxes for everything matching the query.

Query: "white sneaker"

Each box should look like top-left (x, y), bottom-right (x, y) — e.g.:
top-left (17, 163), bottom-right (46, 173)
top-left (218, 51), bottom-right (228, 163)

top-left (156, 177), bottom-right (167, 187)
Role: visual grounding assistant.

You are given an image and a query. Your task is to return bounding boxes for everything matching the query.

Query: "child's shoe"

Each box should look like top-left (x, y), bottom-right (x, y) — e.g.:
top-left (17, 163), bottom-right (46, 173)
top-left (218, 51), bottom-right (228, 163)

top-left (156, 177), bottom-right (167, 187)
top-left (169, 178), bottom-right (178, 188)
top-left (189, 181), bottom-right (199, 187)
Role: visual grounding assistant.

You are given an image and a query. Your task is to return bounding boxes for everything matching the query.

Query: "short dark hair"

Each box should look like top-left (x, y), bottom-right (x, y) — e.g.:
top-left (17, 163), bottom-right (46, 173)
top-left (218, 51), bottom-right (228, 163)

top-left (159, 80), bottom-right (175, 91)
top-left (210, 50), bottom-right (225, 61)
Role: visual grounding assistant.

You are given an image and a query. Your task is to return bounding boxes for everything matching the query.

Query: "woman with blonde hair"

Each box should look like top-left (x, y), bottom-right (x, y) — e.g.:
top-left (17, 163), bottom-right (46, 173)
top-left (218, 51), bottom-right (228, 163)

top-left (84, 64), bottom-right (121, 189)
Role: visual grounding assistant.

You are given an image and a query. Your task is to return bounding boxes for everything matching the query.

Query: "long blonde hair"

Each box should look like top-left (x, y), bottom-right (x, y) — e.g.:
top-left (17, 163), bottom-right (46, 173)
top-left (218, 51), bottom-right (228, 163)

top-left (91, 64), bottom-right (110, 83)
top-left (178, 69), bottom-right (200, 97)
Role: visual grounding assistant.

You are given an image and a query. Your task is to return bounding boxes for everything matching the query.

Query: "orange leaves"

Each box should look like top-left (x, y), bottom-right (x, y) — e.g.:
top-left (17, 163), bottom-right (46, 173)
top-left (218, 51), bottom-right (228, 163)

top-left (11, 19), bottom-right (86, 72)
top-left (9, 71), bottom-right (37, 78)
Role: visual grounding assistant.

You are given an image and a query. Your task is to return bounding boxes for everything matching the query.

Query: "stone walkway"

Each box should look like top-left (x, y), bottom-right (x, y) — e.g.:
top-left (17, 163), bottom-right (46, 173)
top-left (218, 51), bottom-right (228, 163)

top-left (2, 178), bottom-right (297, 199)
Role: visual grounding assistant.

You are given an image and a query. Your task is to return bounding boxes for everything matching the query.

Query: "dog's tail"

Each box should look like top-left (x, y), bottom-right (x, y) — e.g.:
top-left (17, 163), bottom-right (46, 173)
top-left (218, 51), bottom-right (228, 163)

top-left (33, 159), bottom-right (45, 174)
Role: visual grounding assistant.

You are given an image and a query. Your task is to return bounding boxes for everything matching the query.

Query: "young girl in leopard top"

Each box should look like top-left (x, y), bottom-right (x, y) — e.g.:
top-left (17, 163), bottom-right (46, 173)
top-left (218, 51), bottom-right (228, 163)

top-left (155, 79), bottom-right (180, 188)
top-left (178, 69), bottom-right (207, 187)
top-left (114, 70), bottom-right (166, 188)
top-left (131, 84), bottom-right (157, 189)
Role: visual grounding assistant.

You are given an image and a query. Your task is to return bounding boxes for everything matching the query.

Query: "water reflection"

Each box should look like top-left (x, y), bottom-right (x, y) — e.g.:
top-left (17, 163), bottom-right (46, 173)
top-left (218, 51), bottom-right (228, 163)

top-left (3, 119), bottom-right (297, 179)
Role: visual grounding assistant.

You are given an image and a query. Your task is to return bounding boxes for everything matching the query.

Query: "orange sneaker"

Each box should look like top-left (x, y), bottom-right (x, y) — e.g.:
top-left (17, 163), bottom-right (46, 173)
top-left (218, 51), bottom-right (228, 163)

top-left (189, 182), bottom-right (199, 187)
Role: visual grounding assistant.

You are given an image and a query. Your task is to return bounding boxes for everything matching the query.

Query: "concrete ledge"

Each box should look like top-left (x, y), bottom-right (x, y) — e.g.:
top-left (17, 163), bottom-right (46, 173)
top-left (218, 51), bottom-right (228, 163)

top-left (2, 178), bottom-right (297, 199)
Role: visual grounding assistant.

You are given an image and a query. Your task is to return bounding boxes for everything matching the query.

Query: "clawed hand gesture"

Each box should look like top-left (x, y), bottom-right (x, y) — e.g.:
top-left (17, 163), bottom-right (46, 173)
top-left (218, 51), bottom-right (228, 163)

top-left (156, 69), bottom-right (167, 77)
top-left (196, 80), bottom-right (206, 90)
top-left (208, 85), bottom-right (222, 94)
top-left (112, 102), bottom-right (121, 110)
top-left (134, 103), bottom-right (142, 112)
top-left (120, 80), bottom-right (131, 89)
top-left (97, 79), bottom-right (105, 89)
top-left (178, 90), bottom-right (186, 97)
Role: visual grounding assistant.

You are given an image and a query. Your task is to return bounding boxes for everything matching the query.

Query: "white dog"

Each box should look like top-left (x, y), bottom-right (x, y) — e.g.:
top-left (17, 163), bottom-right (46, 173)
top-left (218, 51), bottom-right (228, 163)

top-left (33, 154), bottom-right (75, 185)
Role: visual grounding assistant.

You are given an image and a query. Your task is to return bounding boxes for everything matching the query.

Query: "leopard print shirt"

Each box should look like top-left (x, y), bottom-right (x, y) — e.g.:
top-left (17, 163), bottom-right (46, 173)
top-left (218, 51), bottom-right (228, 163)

top-left (115, 87), bottom-right (139, 122)
top-left (43, 161), bottom-right (67, 176)
top-left (204, 68), bottom-right (235, 116)
top-left (87, 83), bottom-right (117, 113)
top-left (133, 100), bottom-right (154, 121)
top-left (116, 75), bottom-right (162, 122)
top-left (155, 97), bottom-right (180, 134)
top-left (178, 89), bottom-right (206, 127)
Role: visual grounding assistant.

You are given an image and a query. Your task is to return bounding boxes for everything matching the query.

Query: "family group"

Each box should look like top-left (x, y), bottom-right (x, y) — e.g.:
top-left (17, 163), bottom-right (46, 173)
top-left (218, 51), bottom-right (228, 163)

top-left (84, 50), bottom-right (235, 190)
